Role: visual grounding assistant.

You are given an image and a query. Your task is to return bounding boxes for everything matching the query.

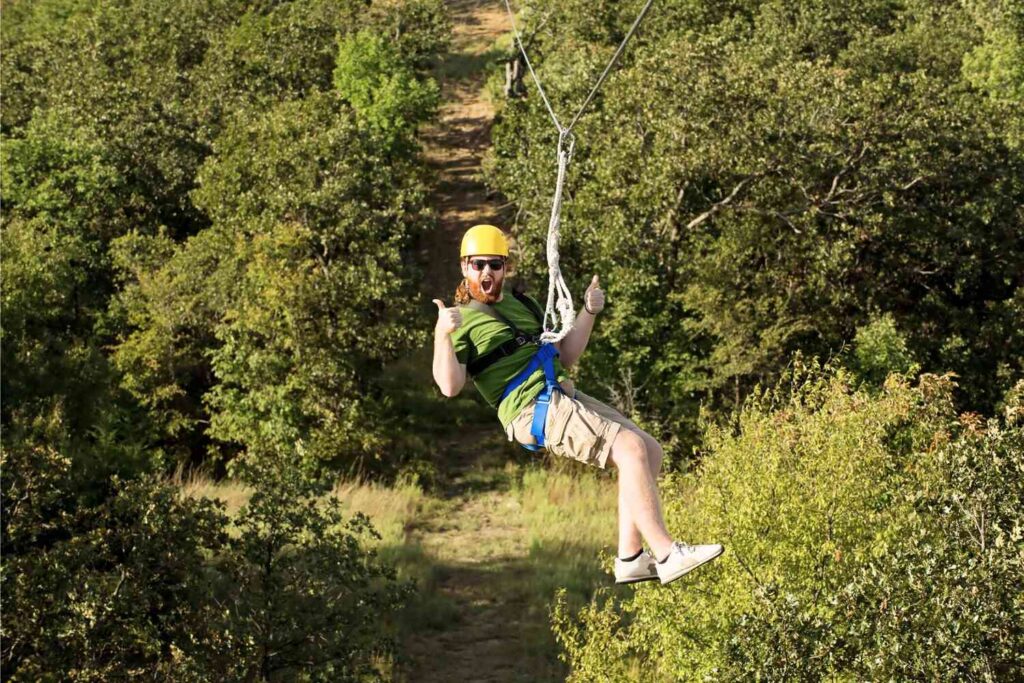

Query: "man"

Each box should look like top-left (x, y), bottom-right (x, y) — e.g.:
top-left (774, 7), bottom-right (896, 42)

top-left (432, 224), bottom-right (723, 585)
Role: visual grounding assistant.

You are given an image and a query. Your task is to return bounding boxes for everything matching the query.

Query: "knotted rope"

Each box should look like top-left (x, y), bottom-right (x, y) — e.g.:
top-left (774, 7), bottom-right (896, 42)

top-left (502, 0), bottom-right (656, 342)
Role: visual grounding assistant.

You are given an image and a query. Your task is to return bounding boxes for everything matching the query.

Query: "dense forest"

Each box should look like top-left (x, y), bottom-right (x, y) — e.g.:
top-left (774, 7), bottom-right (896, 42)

top-left (490, 1), bottom-right (1023, 677)
top-left (2, 0), bottom-right (448, 678)
top-left (490, 0), bottom-right (1024, 451)
top-left (2, 0), bottom-right (1021, 679)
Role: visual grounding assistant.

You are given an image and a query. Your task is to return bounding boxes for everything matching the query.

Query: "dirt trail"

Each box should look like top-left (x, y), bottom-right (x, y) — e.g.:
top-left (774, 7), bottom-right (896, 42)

top-left (400, 2), bottom-right (567, 680)
top-left (400, 453), bottom-right (557, 682)
top-left (418, 0), bottom-right (509, 303)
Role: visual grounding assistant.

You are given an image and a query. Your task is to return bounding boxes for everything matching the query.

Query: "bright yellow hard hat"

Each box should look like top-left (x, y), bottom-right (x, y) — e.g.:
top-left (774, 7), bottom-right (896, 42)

top-left (460, 224), bottom-right (509, 257)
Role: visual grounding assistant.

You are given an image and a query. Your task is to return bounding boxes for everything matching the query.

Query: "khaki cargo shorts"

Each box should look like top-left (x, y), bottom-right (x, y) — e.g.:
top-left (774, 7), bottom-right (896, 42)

top-left (505, 381), bottom-right (640, 469)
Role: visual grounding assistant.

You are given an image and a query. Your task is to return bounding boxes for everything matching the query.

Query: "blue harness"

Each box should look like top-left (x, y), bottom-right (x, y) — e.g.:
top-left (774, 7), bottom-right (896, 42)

top-left (499, 342), bottom-right (563, 451)
top-left (462, 294), bottom-right (564, 451)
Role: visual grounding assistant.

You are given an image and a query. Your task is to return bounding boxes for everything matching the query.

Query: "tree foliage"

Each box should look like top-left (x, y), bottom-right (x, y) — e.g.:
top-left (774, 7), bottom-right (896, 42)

top-left (2, 0), bottom-right (448, 473)
top-left (489, 0), bottom-right (1024, 456)
top-left (552, 365), bottom-right (1024, 680)
top-left (335, 29), bottom-right (440, 140)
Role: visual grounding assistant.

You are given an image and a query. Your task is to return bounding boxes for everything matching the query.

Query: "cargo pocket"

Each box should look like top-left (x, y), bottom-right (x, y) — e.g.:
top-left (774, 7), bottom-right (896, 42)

top-left (543, 392), bottom-right (574, 447)
top-left (562, 413), bottom-right (600, 463)
top-left (545, 393), bottom-right (602, 464)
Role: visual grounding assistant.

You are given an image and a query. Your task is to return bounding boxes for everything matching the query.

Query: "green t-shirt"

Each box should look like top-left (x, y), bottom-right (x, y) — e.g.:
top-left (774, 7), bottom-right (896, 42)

top-left (451, 293), bottom-right (569, 428)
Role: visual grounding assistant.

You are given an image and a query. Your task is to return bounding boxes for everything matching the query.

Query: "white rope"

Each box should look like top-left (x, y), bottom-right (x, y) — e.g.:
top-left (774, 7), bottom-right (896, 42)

top-left (541, 130), bottom-right (576, 342)
top-left (501, 0), bottom-right (656, 343)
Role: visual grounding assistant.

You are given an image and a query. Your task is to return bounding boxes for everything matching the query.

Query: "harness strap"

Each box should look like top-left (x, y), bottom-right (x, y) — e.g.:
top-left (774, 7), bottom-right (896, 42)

top-left (468, 337), bottom-right (536, 376)
top-left (501, 342), bottom-right (561, 450)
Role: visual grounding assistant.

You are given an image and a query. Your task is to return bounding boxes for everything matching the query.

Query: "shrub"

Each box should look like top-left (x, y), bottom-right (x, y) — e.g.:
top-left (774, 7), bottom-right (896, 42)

top-left (211, 457), bottom-right (416, 680)
top-left (552, 364), bottom-right (1023, 681)
top-left (1, 443), bottom-right (229, 680)
top-left (1, 444), bottom-right (413, 681)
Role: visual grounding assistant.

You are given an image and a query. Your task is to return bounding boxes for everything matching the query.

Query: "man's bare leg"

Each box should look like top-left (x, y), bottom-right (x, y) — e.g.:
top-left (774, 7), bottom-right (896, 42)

top-left (608, 429), bottom-right (674, 561)
top-left (615, 430), bottom-right (665, 557)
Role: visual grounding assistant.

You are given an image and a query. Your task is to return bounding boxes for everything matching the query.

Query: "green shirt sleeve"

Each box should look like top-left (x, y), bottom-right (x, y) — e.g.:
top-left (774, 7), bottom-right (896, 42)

top-left (451, 309), bottom-right (471, 365)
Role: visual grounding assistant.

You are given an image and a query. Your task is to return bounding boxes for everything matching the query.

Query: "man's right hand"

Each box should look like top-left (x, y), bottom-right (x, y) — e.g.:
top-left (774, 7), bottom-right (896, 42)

top-left (433, 299), bottom-right (462, 335)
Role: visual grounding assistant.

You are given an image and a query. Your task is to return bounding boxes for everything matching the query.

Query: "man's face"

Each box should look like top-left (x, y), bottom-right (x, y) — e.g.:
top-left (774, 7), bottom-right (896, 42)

top-left (461, 254), bottom-right (506, 304)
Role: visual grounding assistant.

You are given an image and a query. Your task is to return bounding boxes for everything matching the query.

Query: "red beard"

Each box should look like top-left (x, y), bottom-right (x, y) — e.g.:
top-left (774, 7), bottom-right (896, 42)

top-left (468, 276), bottom-right (502, 305)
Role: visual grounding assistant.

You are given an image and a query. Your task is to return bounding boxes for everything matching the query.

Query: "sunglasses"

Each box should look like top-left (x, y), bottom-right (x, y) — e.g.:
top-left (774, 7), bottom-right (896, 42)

top-left (469, 258), bottom-right (506, 272)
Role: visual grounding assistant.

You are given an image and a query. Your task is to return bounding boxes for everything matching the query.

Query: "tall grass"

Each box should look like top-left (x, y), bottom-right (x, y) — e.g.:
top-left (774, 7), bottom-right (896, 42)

top-left (332, 476), bottom-right (443, 548)
top-left (332, 475), bottom-right (449, 592)
top-left (173, 468), bottom-right (251, 516)
top-left (177, 471), bottom-right (438, 553)
top-left (514, 460), bottom-right (620, 611)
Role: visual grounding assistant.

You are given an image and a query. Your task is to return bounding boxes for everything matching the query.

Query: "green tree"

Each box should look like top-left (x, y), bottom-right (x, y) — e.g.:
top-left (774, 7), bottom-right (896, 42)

top-left (1, 0), bottom-right (240, 473)
top-left (489, 0), bottom-right (1024, 458)
top-left (113, 91), bottom-right (434, 472)
top-left (335, 29), bottom-right (439, 144)
top-left (2, 2), bottom-right (443, 678)
top-left (962, 0), bottom-right (1024, 147)
top-left (552, 366), bottom-right (1024, 680)
top-left (1, 114), bottom-right (161, 479)
top-left (213, 458), bottom-right (414, 680)
top-left (3, 0), bottom-right (448, 472)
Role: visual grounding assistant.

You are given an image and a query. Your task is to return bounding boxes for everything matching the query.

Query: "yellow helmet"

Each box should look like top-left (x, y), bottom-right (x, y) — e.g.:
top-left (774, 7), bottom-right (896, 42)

top-left (460, 224), bottom-right (508, 257)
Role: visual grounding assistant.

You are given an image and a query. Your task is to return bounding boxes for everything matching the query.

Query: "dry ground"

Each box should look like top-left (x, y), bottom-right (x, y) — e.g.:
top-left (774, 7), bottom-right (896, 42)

top-left (401, 1), bottom-right (589, 679)
top-left (418, 0), bottom-right (510, 303)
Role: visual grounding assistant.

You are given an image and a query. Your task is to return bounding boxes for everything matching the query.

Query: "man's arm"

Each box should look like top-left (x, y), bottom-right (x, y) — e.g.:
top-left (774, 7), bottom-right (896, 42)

top-left (557, 275), bottom-right (604, 368)
top-left (432, 299), bottom-right (467, 396)
top-left (556, 307), bottom-right (596, 368)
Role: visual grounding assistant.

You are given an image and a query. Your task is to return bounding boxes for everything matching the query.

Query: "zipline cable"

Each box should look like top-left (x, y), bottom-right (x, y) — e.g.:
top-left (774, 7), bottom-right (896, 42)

top-left (565, 0), bottom-right (657, 133)
top-left (501, 0), bottom-right (656, 343)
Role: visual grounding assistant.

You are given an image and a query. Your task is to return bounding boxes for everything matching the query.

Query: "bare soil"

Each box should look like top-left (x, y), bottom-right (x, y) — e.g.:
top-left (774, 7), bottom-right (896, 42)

top-left (417, 0), bottom-right (510, 304)
top-left (399, 2), bottom-right (570, 680)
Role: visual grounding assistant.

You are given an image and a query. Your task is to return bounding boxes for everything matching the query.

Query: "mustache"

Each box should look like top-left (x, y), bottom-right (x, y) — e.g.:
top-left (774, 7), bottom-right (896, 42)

top-left (467, 275), bottom-right (502, 303)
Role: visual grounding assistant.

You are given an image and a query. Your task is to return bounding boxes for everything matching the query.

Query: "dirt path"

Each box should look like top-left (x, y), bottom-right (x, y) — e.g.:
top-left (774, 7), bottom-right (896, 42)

top-left (400, 2), bottom-right (568, 680)
top-left (399, 439), bottom-right (562, 681)
top-left (418, 0), bottom-right (509, 303)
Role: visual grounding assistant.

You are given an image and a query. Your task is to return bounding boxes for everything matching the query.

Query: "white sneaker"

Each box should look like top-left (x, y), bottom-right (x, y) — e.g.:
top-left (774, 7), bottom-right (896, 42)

top-left (614, 549), bottom-right (659, 584)
top-left (655, 541), bottom-right (724, 585)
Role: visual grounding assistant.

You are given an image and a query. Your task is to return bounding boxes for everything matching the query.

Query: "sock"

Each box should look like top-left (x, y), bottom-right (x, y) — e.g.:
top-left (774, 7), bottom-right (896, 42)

top-left (619, 548), bottom-right (644, 562)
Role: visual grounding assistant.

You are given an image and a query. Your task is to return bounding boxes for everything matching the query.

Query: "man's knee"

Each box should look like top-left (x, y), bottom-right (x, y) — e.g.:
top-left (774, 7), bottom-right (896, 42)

top-left (642, 434), bottom-right (664, 471)
top-left (610, 429), bottom-right (648, 469)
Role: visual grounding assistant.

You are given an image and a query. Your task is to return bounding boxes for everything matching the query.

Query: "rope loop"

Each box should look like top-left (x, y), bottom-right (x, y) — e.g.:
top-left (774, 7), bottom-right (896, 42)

top-left (558, 128), bottom-right (575, 153)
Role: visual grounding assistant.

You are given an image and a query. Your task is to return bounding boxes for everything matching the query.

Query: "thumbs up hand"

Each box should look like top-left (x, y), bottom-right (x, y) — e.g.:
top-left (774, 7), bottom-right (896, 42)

top-left (433, 299), bottom-right (463, 335)
top-left (584, 275), bottom-right (604, 315)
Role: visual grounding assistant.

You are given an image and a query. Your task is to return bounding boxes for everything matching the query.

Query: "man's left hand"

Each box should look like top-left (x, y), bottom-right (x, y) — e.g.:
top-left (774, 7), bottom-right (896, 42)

top-left (584, 275), bottom-right (604, 315)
